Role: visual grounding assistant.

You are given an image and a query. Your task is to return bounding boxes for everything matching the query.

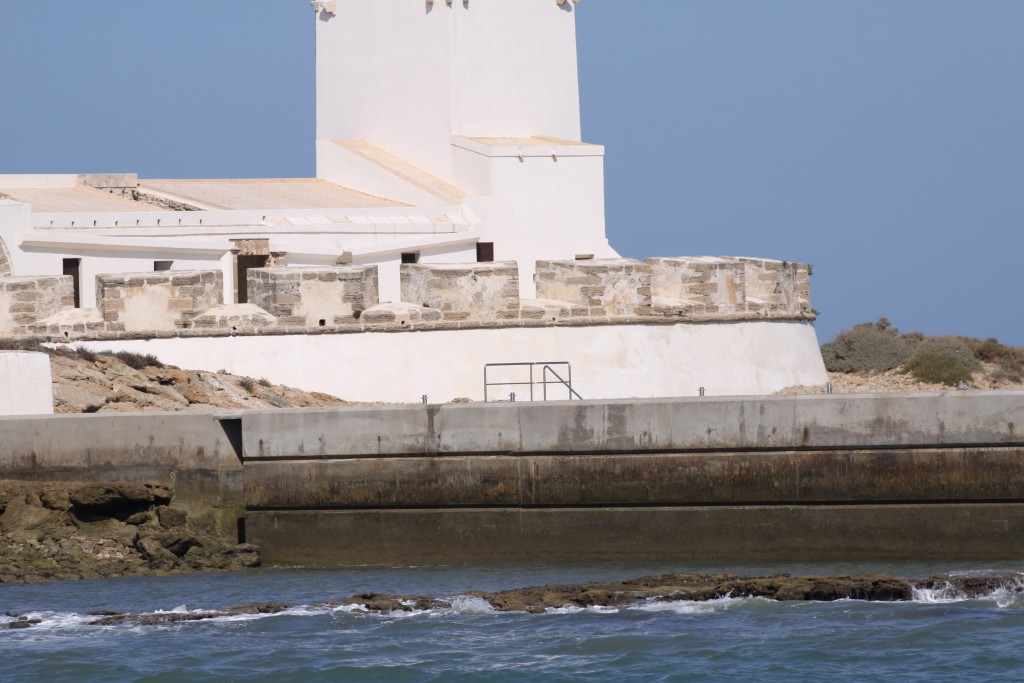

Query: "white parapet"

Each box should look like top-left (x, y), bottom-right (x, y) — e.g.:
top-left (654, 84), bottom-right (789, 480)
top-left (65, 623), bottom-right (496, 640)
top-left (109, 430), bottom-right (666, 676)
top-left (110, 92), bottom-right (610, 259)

top-left (0, 351), bottom-right (54, 416)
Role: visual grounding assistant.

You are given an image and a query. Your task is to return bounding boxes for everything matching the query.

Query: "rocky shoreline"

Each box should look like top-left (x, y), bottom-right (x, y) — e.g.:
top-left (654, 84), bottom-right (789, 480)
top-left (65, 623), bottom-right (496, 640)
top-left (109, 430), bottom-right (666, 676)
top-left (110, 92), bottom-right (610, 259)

top-left (0, 481), bottom-right (258, 584)
top-left (5, 571), bottom-right (1022, 629)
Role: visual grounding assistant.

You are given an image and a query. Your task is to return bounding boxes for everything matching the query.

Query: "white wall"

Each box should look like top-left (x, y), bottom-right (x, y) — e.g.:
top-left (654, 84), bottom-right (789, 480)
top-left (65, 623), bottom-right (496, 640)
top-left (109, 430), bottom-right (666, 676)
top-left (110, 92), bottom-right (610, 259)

top-left (0, 201), bottom-right (33, 276)
top-left (316, 0), bottom-right (454, 179)
top-left (0, 352), bottom-right (54, 416)
top-left (316, 0), bottom-right (582, 181)
top-left (75, 321), bottom-right (828, 404)
top-left (458, 149), bottom-right (617, 298)
top-left (450, 1), bottom-right (581, 140)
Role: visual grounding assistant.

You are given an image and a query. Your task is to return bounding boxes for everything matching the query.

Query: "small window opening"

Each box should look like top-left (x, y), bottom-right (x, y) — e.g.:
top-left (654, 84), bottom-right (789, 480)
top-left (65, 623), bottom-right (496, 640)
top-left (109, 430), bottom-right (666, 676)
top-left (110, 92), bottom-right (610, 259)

top-left (401, 252), bottom-right (420, 264)
top-left (575, 253), bottom-right (595, 261)
top-left (476, 242), bottom-right (495, 263)
top-left (319, 319), bottom-right (326, 327)
top-left (154, 260), bottom-right (173, 272)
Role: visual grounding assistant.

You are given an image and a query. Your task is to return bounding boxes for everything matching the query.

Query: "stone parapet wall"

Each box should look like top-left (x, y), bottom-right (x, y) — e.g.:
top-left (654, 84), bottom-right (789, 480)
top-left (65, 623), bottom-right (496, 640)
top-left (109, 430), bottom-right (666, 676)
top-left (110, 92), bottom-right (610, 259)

top-left (648, 257), bottom-right (745, 315)
top-left (739, 258), bottom-right (812, 315)
top-left (401, 262), bottom-right (519, 322)
top-left (535, 259), bottom-right (652, 317)
top-left (648, 257), bottom-right (812, 318)
top-left (96, 271), bottom-right (223, 333)
top-left (248, 266), bottom-right (378, 328)
top-left (0, 257), bottom-right (816, 342)
top-left (191, 304), bottom-right (277, 333)
top-left (0, 275), bottom-right (74, 334)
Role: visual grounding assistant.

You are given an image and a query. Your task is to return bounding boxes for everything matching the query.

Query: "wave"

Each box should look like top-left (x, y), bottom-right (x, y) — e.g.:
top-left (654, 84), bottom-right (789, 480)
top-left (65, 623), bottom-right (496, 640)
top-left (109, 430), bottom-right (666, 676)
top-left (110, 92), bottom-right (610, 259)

top-left (6, 571), bottom-right (1024, 632)
top-left (0, 597), bottom-right (745, 633)
top-left (911, 572), bottom-right (1024, 607)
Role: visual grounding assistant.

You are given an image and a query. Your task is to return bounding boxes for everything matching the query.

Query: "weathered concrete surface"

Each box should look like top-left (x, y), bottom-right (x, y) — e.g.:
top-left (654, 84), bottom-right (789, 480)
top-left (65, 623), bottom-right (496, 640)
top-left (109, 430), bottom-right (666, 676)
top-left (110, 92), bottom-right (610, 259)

top-left (247, 504), bottom-right (1024, 565)
top-left (241, 393), bottom-right (1024, 459)
top-left (244, 448), bottom-right (1024, 509)
top-left (0, 412), bottom-right (244, 539)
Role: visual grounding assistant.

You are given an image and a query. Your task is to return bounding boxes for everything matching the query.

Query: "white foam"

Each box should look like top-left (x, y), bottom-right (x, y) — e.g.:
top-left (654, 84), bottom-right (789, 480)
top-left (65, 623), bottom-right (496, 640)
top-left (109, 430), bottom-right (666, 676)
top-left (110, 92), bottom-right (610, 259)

top-left (7, 611), bottom-right (94, 632)
top-left (912, 582), bottom-right (967, 604)
top-left (544, 604), bottom-right (620, 615)
top-left (911, 574), bottom-right (1024, 607)
top-left (630, 595), bottom-right (755, 614)
top-left (331, 603), bottom-right (369, 614)
top-left (444, 597), bottom-right (497, 616)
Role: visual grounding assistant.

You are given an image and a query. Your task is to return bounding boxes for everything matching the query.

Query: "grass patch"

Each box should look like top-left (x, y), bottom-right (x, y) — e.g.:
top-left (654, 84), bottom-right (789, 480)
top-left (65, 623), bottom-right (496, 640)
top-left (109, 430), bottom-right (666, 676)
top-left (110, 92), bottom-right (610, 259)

top-left (73, 346), bottom-right (99, 362)
top-left (98, 350), bottom-right (164, 370)
top-left (0, 337), bottom-right (45, 352)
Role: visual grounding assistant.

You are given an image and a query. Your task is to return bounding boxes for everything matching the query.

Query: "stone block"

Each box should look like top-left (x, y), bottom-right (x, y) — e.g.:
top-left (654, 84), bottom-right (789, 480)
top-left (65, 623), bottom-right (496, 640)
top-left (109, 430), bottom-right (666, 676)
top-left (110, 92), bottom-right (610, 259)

top-left (400, 262), bottom-right (520, 323)
top-left (248, 266), bottom-right (379, 328)
top-left (96, 270), bottom-right (223, 333)
top-left (736, 258), bottom-right (812, 315)
top-left (535, 259), bottom-right (651, 317)
top-left (0, 275), bottom-right (74, 334)
top-left (647, 257), bottom-right (746, 316)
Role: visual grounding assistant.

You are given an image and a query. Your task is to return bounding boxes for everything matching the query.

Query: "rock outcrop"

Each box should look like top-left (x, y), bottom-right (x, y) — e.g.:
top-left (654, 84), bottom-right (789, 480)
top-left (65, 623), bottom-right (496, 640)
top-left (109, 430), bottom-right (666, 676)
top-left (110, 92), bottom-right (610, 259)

top-left (0, 481), bottom-right (259, 583)
top-left (6, 570), bottom-right (1022, 628)
top-left (46, 347), bottom-right (352, 413)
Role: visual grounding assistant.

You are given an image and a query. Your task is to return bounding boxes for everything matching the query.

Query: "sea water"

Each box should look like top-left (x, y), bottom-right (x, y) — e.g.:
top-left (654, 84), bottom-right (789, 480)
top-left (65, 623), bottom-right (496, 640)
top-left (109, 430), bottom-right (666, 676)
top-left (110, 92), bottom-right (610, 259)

top-left (3, 561), bottom-right (1024, 682)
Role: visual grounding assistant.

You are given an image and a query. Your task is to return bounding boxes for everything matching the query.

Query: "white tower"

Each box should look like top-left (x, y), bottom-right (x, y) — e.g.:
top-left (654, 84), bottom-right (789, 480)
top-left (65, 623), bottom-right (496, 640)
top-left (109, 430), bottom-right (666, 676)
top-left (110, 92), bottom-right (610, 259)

top-left (313, 0), bottom-right (617, 296)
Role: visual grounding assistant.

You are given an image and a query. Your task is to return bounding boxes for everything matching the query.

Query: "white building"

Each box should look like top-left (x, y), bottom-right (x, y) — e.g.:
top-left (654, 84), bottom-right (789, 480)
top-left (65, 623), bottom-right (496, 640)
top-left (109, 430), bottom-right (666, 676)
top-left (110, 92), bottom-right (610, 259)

top-left (0, 0), bottom-right (827, 404)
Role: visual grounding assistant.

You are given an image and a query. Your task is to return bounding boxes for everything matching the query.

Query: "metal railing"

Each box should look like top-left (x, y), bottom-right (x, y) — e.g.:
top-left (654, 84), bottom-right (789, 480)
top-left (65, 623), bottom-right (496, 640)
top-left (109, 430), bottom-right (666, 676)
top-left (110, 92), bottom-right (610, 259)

top-left (484, 362), bottom-right (582, 402)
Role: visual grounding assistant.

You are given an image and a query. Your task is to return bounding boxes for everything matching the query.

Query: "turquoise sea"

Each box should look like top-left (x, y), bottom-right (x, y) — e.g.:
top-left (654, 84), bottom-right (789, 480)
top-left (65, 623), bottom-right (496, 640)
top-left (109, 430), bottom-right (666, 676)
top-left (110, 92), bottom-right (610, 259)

top-left (3, 562), bottom-right (1024, 682)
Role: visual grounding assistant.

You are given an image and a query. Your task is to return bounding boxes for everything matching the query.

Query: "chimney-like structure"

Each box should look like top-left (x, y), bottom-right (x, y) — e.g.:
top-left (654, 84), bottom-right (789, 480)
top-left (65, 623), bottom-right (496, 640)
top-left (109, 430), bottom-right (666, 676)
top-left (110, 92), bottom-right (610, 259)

top-left (314, 0), bottom-right (617, 296)
top-left (315, 0), bottom-right (583, 179)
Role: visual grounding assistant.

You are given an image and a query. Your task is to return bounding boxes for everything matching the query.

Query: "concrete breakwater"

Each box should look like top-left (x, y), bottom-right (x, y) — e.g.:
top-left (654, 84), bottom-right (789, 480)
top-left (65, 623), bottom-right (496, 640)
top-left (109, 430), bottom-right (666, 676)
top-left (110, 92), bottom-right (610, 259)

top-left (2, 392), bottom-right (1023, 566)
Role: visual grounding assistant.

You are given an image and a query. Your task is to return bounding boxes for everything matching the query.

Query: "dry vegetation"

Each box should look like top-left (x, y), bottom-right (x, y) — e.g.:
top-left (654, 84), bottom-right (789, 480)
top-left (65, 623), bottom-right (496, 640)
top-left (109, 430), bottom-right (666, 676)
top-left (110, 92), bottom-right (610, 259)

top-left (782, 319), bottom-right (1024, 395)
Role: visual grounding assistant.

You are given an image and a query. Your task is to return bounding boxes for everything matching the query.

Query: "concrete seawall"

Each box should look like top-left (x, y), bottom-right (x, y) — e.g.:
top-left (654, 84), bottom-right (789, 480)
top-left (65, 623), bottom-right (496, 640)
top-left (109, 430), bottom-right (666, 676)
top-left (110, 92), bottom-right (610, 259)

top-left (2, 392), bottom-right (1023, 563)
top-left (241, 393), bottom-right (1024, 564)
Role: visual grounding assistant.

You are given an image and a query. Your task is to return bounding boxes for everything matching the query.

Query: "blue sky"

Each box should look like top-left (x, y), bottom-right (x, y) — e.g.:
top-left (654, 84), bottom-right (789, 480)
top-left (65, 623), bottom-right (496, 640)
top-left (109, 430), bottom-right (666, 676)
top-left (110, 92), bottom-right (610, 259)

top-left (1, 1), bottom-right (1021, 345)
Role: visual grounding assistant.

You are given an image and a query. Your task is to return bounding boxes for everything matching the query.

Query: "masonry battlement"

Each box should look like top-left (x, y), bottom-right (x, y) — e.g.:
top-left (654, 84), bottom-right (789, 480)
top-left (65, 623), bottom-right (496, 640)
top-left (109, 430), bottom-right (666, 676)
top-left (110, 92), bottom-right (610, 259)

top-left (0, 257), bottom-right (814, 342)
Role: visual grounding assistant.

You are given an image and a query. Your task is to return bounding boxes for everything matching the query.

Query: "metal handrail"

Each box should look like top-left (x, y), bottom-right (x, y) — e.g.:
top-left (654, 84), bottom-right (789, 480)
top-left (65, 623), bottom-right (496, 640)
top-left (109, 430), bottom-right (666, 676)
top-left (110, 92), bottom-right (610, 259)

top-left (484, 361), bottom-right (581, 402)
top-left (541, 364), bottom-right (583, 401)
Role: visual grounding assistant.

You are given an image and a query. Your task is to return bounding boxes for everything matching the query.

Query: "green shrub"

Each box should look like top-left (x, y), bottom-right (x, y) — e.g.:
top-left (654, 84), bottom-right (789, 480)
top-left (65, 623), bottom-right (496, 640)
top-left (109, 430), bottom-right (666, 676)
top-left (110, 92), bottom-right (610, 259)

top-left (258, 377), bottom-right (271, 387)
top-left (904, 339), bottom-right (981, 386)
top-left (820, 322), bottom-right (912, 373)
top-left (239, 377), bottom-right (256, 394)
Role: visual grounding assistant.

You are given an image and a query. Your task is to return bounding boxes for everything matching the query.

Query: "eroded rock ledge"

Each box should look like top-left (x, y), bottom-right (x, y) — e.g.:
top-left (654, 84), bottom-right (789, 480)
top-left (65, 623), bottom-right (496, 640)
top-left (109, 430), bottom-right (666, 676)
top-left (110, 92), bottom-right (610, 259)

top-left (0, 481), bottom-right (258, 584)
top-left (7, 571), bottom-right (1021, 628)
